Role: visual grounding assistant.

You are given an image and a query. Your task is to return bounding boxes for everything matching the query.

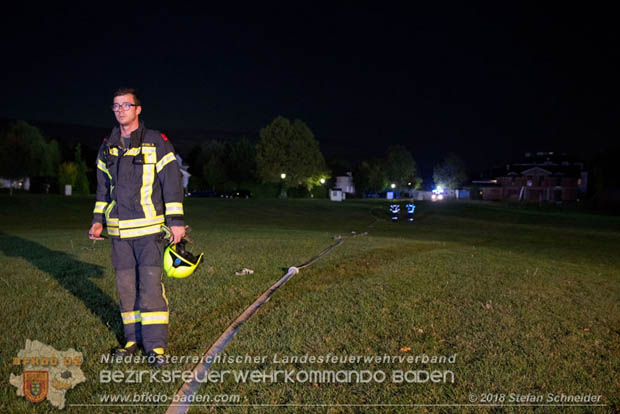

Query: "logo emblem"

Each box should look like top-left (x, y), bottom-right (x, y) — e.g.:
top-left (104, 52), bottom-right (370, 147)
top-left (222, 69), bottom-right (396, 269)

top-left (23, 371), bottom-right (48, 403)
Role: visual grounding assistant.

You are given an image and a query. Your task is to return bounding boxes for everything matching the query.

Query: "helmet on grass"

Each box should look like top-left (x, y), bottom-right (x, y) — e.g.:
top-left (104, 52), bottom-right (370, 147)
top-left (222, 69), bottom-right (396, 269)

top-left (163, 240), bottom-right (204, 278)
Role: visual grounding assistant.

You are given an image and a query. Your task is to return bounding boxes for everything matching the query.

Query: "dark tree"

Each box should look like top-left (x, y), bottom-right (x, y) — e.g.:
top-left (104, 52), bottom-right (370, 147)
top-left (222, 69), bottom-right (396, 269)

top-left (354, 159), bottom-right (387, 195)
top-left (0, 126), bottom-right (30, 195)
top-left (73, 143), bottom-right (90, 195)
top-left (383, 145), bottom-right (420, 189)
top-left (256, 116), bottom-right (329, 197)
top-left (227, 137), bottom-right (257, 185)
top-left (201, 139), bottom-right (230, 190)
top-left (433, 152), bottom-right (468, 189)
top-left (0, 121), bottom-right (60, 195)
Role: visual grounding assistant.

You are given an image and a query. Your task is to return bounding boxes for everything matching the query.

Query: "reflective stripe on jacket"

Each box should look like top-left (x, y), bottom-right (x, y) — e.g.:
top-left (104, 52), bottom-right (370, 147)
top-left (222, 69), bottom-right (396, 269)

top-left (92, 121), bottom-right (184, 239)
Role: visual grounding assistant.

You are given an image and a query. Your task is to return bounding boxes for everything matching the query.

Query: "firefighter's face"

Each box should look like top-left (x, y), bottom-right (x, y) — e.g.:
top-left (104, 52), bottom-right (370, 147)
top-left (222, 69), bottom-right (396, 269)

top-left (113, 94), bottom-right (142, 127)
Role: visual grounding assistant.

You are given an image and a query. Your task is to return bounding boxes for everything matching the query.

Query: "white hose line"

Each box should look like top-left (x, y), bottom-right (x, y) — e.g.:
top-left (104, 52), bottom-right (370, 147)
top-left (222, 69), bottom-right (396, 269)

top-left (166, 239), bottom-right (343, 414)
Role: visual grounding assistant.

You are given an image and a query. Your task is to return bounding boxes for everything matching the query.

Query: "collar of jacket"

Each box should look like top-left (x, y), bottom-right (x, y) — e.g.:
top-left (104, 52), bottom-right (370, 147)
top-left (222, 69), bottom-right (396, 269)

top-left (108, 121), bottom-right (145, 149)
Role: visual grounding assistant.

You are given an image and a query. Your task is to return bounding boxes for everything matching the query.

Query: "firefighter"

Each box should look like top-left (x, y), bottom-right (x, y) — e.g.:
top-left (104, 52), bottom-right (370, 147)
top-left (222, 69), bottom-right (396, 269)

top-left (88, 88), bottom-right (185, 367)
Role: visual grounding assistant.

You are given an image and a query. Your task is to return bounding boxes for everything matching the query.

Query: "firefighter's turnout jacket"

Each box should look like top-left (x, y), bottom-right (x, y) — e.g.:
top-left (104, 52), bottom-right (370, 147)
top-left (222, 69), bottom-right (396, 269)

top-left (92, 121), bottom-right (184, 238)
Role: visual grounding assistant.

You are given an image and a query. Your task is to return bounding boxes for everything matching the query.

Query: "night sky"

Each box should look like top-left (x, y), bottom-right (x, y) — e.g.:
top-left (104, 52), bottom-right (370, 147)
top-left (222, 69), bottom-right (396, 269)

top-left (1, 5), bottom-right (618, 179)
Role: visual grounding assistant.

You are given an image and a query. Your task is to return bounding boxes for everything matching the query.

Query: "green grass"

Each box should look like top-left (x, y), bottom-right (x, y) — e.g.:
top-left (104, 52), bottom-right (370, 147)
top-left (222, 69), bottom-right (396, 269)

top-left (1, 194), bottom-right (619, 413)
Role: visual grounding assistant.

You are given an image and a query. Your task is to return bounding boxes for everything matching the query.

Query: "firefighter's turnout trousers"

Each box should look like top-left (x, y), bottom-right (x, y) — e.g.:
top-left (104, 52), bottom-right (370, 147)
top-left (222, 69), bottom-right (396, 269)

top-left (111, 234), bottom-right (168, 353)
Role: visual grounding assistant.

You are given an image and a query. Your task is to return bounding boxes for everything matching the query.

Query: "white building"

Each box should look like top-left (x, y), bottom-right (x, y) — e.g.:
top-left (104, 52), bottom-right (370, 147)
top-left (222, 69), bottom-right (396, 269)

top-left (335, 172), bottom-right (355, 195)
top-left (330, 188), bottom-right (344, 201)
top-left (176, 154), bottom-right (191, 190)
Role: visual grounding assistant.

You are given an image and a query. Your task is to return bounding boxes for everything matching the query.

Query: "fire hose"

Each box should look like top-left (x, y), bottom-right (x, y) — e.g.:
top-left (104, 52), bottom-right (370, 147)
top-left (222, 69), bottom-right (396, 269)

top-left (166, 237), bottom-right (345, 413)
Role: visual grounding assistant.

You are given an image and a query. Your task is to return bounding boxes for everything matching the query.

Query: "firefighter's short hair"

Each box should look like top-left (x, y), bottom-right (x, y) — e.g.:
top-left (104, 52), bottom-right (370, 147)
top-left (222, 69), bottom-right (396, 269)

top-left (113, 88), bottom-right (141, 106)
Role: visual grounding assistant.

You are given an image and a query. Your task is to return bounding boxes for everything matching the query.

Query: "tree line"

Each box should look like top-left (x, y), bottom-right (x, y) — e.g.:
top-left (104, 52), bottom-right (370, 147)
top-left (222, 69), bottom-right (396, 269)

top-left (0, 121), bottom-right (91, 195)
top-left (0, 117), bottom-right (469, 197)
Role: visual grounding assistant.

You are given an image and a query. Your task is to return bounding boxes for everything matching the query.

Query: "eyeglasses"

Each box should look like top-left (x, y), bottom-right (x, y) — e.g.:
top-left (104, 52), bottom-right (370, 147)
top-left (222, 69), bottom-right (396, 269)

top-left (111, 103), bottom-right (139, 112)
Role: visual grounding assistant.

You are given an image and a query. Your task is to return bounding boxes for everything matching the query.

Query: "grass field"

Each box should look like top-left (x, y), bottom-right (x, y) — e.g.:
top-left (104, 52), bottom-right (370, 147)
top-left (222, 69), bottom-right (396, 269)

top-left (1, 194), bottom-right (619, 413)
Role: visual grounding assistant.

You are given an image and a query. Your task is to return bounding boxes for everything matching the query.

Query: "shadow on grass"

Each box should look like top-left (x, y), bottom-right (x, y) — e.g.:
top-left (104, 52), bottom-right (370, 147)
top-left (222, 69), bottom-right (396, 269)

top-left (0, 232), bottom-right (122, 342)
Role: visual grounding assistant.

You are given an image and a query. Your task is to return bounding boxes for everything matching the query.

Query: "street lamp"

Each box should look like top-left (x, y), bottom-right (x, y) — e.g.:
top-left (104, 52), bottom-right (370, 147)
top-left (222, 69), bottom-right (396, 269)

top-left (390, 183), bottom-right (396, 189)
top-left (320, 178), bottom-right (325, 184)
top-left (279, 173), bottom-right (287, 198)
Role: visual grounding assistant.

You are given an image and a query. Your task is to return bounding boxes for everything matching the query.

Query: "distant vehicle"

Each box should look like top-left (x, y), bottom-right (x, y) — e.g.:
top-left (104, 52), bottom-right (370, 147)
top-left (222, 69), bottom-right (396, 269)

top-left (236, 189), bottom-right (252, 198)
top-left (218, 189), bottom-right (253, 199)
top-left (186, 191), bottom-right (217, 198)
top-left (431, 186), bottom-right (444, 201)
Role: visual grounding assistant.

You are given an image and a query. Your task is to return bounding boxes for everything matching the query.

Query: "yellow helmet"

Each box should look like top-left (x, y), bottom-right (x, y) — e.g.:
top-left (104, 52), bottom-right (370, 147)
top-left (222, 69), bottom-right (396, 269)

top-left (163, 240), bottom-right (204, 279)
